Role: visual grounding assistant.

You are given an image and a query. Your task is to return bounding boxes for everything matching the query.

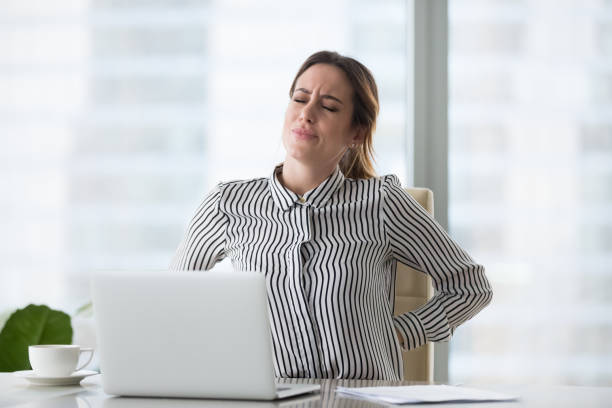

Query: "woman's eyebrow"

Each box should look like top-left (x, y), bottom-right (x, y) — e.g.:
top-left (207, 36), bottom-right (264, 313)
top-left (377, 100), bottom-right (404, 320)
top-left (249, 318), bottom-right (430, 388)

top-left (295, 87), bottom-right (344, 105)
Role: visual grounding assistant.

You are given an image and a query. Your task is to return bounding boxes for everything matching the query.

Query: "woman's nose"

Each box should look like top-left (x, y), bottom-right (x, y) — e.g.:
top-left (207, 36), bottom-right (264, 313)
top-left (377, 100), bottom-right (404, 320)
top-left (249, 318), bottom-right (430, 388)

top-left (299, 102), bottom-right (315, 123)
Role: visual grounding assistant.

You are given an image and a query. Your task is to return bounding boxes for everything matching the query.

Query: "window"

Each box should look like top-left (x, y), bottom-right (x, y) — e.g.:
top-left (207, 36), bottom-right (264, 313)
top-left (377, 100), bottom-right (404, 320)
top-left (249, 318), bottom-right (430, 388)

top-left (449, 0), bottom-right (612, 385)
top-left (0, 1), bottom-right (410, 315)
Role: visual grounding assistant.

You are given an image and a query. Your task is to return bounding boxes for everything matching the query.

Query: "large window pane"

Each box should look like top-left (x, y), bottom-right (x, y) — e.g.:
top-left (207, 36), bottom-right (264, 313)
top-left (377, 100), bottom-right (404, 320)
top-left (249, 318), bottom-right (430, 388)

top-left (449, 0), bottom-right (612, 385)
top-left (0, 1), bottom-right (409, 314)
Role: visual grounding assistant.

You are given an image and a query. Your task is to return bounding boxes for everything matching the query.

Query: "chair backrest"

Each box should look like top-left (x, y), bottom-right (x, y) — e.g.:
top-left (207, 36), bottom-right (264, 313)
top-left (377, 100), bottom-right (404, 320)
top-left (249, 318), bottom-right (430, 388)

top-left (394, 188), bottom-right (434, 382)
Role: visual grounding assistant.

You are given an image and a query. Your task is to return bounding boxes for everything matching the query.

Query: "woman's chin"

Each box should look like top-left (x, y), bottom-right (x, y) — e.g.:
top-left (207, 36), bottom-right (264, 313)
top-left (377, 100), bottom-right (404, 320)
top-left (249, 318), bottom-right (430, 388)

top-left (285, 148), bottom-right (318, 164)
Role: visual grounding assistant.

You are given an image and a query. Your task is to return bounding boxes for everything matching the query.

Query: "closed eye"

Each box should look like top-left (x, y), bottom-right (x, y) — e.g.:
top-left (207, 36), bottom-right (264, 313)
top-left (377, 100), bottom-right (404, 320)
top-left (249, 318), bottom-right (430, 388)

top-left (293, 97), bottom-right (337, 112)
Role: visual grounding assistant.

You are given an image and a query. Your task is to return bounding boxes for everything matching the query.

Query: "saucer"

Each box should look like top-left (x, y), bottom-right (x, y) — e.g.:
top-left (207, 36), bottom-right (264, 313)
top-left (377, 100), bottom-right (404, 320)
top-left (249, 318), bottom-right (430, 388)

top-left (13, 370), bottom-right (99, 386)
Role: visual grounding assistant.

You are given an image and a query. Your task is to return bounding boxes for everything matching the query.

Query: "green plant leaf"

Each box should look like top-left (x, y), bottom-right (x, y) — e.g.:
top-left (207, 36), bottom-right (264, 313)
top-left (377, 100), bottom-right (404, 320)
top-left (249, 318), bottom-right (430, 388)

top-left (0, 304), bottom-right (72, 372)
top-left (74, 301), bottom-right (93, 318)
top-left (0, 309), bottom-right (11, 332)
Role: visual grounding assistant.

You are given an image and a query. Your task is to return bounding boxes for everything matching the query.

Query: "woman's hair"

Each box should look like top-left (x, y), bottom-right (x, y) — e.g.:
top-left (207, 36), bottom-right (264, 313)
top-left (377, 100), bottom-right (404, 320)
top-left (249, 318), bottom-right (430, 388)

top-left (289, 50), bottom-right (379, 179)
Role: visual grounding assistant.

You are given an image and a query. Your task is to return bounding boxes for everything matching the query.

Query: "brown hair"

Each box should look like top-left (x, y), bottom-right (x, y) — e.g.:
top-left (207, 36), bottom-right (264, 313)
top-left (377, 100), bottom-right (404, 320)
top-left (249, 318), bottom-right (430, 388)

top-left (289, 50), bottom-right (379, 179)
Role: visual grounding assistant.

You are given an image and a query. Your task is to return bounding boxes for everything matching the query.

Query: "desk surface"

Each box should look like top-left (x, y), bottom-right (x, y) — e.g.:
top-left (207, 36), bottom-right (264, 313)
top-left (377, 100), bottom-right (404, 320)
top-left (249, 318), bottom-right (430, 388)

top-left (2, 373), bottom-right (612, 408)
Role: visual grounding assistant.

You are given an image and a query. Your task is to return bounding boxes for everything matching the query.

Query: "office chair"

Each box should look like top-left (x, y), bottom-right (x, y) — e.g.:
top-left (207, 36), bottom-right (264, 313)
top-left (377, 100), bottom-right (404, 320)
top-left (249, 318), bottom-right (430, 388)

top-left (394, 188), bottom-right (435, 382)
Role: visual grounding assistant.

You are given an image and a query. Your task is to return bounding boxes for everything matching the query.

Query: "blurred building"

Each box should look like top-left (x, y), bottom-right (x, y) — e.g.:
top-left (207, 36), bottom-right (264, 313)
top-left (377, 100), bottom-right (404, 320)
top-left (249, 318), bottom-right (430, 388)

top-left (448, 0), bottom-right (612, 386)
top-left (0, 0), bottom-right (407, 311)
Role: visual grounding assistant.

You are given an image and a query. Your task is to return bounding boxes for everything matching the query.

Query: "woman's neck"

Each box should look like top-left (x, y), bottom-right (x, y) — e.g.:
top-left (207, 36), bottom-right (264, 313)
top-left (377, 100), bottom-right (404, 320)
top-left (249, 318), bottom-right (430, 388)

top-left (279, 159), bottom-right (337, 197)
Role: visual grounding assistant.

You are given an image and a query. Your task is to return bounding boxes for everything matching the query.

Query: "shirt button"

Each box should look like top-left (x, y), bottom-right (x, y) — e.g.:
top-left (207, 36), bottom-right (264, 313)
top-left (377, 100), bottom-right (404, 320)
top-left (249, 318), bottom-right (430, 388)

top-left (298, 197), bottom-right (305, 203)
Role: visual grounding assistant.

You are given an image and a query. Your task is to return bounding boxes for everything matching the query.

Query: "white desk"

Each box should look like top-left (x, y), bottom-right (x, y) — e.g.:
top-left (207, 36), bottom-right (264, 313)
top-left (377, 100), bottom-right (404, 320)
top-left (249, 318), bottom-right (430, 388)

top-left (2, 373), bottom-right (612, 408)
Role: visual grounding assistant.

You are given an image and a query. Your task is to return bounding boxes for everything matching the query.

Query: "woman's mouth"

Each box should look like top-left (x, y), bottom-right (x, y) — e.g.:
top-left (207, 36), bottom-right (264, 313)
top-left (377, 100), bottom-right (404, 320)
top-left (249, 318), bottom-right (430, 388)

top-left (292, 127), bottom-right (316, 140)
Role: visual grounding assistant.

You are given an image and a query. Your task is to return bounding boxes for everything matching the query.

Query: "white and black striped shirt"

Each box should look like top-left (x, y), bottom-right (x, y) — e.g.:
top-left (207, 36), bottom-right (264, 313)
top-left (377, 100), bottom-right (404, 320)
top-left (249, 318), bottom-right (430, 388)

top-left (171, 165), bottom-right (492, 380)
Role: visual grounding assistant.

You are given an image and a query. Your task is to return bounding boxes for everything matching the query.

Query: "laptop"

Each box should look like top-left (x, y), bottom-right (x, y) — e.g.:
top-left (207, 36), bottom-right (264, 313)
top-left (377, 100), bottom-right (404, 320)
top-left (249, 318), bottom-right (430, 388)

top-left (90, 270), bottom-right (321, 400)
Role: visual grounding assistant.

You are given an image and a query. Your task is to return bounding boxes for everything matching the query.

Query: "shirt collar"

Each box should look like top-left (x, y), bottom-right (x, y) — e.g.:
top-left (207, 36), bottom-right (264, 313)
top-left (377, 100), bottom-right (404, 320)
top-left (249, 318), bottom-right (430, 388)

top-left (269, 164), bottom-right (345, 211)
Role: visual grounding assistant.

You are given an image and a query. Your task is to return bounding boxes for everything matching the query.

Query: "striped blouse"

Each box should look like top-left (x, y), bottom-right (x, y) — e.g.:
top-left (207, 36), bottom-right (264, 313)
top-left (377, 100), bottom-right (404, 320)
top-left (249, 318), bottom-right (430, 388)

top-left (170, 165), bottom-right (492, 381)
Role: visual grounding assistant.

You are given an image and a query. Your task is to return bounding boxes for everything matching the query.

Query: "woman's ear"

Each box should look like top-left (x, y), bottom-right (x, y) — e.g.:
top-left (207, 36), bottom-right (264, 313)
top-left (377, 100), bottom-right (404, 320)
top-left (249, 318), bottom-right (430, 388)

top-left (351, 126), bottom-right (366, 146)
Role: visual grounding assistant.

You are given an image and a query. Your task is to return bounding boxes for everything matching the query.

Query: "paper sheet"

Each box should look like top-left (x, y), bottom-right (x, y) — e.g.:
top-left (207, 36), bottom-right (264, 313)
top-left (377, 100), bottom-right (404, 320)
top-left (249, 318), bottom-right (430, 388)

top-left (336, 384), bottom-right (518, 405)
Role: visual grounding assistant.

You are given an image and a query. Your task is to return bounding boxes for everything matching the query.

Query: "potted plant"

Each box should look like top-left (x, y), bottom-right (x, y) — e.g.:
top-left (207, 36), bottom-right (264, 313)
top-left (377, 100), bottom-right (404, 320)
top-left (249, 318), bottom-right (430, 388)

top-left (0, 304), bottom-right (73, 372)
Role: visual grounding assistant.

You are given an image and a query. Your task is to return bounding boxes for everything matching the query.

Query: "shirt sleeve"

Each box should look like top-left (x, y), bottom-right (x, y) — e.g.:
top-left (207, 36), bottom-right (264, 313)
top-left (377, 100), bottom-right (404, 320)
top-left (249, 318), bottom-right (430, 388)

top-left (169, 183), bottom-right (228, 271)
top-left (381, 175), bottom-right (493, 350)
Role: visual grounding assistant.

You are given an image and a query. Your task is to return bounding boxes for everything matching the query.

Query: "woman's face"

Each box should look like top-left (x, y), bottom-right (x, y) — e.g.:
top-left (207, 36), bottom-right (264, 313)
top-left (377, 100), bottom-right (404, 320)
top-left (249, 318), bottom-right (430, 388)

top-left (282, 63), bottom-right (361, 169)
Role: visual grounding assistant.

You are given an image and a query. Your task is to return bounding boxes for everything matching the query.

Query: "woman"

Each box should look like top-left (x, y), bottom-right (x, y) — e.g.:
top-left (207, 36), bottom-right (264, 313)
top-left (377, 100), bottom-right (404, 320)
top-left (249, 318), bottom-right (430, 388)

top-left (171, 51), bottom-right (492, 381)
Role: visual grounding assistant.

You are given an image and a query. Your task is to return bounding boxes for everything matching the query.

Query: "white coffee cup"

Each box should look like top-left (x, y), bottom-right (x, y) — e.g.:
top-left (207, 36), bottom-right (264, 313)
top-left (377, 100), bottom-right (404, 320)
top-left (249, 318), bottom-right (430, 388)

top-left (28, 345), bottom-right (94, 377)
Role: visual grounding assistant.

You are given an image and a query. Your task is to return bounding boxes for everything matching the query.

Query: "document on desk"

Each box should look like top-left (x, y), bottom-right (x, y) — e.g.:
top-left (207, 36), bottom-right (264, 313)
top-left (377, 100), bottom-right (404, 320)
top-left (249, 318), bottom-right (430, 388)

top-left (336, 384), bottom-right (518, 405)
